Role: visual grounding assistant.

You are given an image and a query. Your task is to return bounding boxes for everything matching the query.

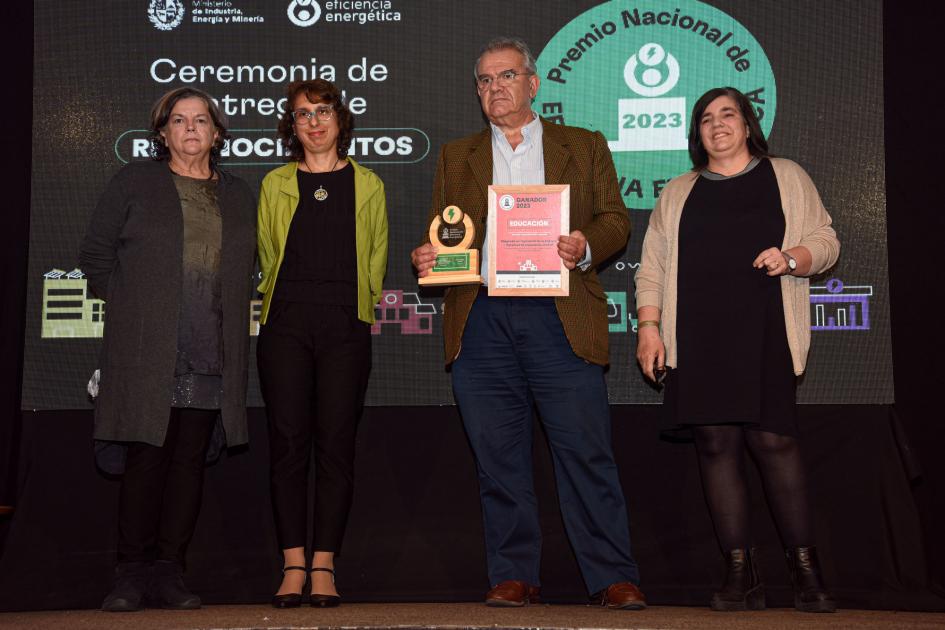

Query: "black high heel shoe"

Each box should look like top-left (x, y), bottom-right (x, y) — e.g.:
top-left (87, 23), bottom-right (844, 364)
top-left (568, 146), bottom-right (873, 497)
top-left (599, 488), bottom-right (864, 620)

top-left (309, 567), bottom-right (341, 608)
top-left (271, 565), bottom-right (307, 609)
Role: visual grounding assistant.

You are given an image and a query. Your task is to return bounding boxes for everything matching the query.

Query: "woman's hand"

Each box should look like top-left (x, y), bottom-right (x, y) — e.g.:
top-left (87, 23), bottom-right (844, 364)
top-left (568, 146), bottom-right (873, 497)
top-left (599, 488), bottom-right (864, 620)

top-left (636, 326), bottom-right (666, 382)
top-left (753, 246), bottom-right (790, 276)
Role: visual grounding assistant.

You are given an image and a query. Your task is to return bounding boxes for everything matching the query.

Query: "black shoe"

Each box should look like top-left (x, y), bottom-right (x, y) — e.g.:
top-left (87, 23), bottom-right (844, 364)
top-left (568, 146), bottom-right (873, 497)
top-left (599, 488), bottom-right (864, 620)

top-left (710, 548), bottom-right (765, 611)
top-left (272, 565), bottom-right (307, 609)
top-left (150, 560), bottom-right (201, 610)
top-left (786, 546), bottom-right (837, 613)
top-left (102, 561), bottom-right (151, 612)
top-left (309, 567), bottom-right (341, 608)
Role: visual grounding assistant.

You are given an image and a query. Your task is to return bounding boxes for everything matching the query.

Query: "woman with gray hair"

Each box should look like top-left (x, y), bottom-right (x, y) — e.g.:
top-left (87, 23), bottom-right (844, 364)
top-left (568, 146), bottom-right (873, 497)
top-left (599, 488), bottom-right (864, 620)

top-left (80, 87), bottom-right (256, 612)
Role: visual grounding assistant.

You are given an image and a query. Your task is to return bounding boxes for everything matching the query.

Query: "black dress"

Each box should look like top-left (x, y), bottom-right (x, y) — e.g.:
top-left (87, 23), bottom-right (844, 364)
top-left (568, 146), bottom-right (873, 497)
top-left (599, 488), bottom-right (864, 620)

top-left (663, 158), bottom-right (797, 437)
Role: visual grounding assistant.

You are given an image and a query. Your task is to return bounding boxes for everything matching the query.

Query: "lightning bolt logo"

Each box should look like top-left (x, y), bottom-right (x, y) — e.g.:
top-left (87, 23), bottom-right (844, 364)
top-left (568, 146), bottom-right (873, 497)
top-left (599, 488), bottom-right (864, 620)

top-left (448, 207), bottom-right (455, 221)
top-left (646, 46), bottom-right (657, 61)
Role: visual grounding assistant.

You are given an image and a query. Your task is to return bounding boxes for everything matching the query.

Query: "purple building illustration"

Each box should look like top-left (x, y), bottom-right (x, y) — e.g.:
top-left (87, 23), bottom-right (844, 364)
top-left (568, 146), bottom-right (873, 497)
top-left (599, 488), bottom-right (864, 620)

top-left (810, 279), bottom-right (871, 331)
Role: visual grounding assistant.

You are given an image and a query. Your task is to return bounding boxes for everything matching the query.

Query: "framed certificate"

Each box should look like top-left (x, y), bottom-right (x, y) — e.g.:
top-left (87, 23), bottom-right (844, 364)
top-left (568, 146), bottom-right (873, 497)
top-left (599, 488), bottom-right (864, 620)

top-left (487, 184), bottom-right (570, 297)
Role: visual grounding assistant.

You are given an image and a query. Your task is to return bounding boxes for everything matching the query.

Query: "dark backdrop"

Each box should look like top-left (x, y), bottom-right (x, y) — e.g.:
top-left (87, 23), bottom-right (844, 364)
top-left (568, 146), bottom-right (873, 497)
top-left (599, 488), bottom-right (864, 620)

top-left (0, 2), bottom-right (31, 517)
top-left (2, 0), bottom-right (944, 612)
top-left (22, 0), bottom-right (892, 408)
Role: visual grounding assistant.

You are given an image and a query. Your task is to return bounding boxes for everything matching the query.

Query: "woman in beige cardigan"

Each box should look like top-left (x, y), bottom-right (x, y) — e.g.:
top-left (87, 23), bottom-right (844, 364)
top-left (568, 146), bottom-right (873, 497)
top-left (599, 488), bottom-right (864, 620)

top-left (635, 87), bottom-right (840, 613)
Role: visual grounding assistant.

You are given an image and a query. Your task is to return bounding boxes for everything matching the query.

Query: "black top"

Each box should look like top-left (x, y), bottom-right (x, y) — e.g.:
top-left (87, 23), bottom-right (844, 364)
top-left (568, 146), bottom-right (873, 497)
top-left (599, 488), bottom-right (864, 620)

top-left (663, 158), bottom-right (797, 436)
top-left (275, 164), bottom-right (357, 306)
top-left (169, 172), bottom-right (223, 409)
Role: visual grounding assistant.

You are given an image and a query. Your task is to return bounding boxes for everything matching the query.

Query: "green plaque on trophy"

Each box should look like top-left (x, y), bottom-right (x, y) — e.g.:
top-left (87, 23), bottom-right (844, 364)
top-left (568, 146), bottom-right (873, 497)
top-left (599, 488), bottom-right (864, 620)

top-left (419, 205), bottom-right (482, 286)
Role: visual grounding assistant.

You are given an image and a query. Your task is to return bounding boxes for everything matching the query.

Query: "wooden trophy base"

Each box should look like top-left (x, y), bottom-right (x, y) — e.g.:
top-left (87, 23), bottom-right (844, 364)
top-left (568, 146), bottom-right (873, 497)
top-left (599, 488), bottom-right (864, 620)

top-left (419, 250), bottom-right (482, 286)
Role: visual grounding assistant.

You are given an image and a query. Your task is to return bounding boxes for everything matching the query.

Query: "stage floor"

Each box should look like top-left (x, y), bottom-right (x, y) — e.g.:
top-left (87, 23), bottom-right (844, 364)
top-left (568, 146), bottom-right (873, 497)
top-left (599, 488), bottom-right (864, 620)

top-left (0, 603), bottom-right (943, 630)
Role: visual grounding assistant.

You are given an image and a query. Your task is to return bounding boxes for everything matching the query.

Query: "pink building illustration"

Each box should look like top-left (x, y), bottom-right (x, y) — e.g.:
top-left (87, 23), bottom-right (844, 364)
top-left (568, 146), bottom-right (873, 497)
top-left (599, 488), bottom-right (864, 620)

top-left (371, 290), bottom-right (436, 335)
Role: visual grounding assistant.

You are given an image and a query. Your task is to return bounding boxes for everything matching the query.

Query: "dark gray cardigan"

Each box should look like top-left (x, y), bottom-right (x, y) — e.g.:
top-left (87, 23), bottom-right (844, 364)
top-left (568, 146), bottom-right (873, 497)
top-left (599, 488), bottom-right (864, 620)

top-left (79, 160), bottom-right (257, 447)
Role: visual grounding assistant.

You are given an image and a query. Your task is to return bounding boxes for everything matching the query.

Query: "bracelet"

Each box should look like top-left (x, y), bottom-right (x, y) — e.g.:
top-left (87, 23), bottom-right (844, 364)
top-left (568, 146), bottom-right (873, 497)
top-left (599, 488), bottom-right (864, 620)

top-left (638, 320), bottom-right (660, 329)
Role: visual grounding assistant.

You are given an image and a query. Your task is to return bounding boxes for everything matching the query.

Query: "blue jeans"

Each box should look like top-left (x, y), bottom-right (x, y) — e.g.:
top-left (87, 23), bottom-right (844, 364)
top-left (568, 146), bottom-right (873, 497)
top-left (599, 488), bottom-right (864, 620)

top-left (451, 291), bottom-right (639, 594)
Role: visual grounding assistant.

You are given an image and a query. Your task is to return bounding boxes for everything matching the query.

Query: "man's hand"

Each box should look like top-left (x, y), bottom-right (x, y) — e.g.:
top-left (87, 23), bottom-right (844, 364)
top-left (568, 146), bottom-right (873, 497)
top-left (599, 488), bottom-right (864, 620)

top-left (411, 243), bottom-right (438, 278)
top-left (558, 230), bottom-right (588, 270)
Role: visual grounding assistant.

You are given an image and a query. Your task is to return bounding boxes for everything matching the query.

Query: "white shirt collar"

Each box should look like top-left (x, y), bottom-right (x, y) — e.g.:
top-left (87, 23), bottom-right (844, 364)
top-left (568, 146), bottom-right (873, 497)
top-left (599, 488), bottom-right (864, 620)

top-left (490, 111), bottom-right (541, 145)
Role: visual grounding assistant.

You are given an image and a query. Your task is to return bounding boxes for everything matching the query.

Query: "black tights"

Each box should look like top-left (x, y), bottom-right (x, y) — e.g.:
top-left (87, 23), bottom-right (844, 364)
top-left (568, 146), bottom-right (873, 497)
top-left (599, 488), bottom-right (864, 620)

top-left (692, 425), bottom-right (812, 552)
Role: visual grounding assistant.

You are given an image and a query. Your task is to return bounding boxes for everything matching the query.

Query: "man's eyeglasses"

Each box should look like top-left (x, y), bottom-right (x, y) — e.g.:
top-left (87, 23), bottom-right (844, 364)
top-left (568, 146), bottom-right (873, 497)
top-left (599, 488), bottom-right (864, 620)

top-left (476, 69), bottom-right (533, 91)
top-left (291, 106), bottom-right (334, 124)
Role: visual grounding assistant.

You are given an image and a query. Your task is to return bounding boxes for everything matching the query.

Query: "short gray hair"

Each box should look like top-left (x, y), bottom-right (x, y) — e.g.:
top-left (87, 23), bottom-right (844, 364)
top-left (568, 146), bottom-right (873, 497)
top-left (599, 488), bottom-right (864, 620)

top-left (474, 36), bottom-right (537, 78)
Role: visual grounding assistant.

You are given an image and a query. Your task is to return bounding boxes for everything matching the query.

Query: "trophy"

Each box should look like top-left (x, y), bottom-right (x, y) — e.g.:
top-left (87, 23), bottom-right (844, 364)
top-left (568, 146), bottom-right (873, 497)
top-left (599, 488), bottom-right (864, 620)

top-left (418, 205), bottom-right (482, 286)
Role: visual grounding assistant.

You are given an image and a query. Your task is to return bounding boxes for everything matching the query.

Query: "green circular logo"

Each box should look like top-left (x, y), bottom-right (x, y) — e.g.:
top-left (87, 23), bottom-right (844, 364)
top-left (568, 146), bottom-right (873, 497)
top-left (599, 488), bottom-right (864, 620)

top-left (536, 0), bottom-right (777, 210)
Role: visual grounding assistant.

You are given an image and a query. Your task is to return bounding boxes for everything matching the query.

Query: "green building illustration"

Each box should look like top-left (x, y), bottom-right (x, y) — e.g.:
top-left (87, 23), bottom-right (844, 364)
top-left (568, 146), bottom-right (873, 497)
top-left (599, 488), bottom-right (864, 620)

top-left (41, 269), bottom-right (105, 338)
top-left (41, 269), bottom-right (266, 338)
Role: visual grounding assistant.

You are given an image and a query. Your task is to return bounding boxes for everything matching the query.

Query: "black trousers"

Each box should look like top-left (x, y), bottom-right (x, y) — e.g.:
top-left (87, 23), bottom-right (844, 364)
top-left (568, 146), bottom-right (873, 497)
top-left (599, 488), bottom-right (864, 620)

top-left (257, 302), bottom-right (371, 552)
top-left (117, 408), bottom-right (217, 563)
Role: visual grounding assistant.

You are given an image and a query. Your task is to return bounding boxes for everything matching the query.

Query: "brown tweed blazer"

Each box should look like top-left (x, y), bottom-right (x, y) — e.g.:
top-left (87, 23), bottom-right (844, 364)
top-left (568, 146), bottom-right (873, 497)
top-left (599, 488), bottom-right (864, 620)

top-left (423, 118), bottom-right (630, 366)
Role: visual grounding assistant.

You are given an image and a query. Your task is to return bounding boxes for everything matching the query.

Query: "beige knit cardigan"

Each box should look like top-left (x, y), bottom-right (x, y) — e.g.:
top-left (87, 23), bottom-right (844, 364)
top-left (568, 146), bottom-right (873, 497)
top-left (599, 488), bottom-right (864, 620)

top-left (634, 158), bottom-right (840, 375)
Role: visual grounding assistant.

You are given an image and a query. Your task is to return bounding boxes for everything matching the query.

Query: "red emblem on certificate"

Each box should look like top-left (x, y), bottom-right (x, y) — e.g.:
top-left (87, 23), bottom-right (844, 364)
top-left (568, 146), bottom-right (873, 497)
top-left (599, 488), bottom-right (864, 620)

top-left (487, 184), bottom-right (570, 297)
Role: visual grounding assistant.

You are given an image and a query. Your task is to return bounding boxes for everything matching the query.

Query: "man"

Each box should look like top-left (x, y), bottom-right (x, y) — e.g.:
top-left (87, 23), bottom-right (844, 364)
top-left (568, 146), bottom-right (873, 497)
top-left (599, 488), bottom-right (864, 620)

top-left (410, 37), bottom-right (644, 609)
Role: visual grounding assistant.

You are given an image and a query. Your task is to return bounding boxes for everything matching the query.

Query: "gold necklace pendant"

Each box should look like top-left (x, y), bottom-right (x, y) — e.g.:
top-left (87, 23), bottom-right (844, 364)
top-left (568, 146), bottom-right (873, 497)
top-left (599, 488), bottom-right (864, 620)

top-left (314, 186), bottom-right (328, 201)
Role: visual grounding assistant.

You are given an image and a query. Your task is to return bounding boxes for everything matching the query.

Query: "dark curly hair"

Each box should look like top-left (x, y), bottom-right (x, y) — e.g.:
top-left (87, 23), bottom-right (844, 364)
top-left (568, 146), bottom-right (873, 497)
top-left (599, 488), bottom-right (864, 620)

top-left (688, 87), bottom-right (770, 171)
top-left (147, 87), bottom-right (230, 165)
top-left (278, 79), bottom-right (354, 161)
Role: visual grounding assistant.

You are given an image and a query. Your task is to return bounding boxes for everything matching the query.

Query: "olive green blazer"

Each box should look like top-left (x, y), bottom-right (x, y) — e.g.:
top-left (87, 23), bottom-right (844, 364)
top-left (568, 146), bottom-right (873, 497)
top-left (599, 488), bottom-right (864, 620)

top-left (423, 119), bottom-right (630, 366)
top-left (257, 158), bottom-right (388, 325)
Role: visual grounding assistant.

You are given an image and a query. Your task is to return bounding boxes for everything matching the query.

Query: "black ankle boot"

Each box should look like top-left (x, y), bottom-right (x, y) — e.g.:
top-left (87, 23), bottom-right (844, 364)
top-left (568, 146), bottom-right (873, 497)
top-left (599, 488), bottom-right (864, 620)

top-left (785, 546), bottom-right (836, 613)
top-left (150, 560), bottom-right (201, 609)
top-left (102, 561), bottom-right (151, 612)
top-left (709, 548), bottom-right (765, 611)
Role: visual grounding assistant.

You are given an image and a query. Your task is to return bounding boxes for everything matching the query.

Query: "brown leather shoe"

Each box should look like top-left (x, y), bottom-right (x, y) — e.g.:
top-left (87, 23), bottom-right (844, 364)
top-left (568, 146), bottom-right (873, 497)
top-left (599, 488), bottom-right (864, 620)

top-left (601, 581), bottom-right (647, 610)
top-left (485, 580), bottom-right (540, 607)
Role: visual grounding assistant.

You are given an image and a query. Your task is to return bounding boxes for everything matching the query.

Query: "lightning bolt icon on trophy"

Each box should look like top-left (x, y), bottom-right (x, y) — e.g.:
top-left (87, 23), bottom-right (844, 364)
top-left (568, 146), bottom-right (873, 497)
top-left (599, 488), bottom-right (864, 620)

top-left (418, 204), bottom-right (481, 286)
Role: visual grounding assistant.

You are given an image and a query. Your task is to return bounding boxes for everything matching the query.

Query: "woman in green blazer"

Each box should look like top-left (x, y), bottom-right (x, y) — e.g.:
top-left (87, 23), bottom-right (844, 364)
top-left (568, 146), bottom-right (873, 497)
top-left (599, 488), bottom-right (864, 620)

top-left (256, 79), bottom-right (387, 608)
